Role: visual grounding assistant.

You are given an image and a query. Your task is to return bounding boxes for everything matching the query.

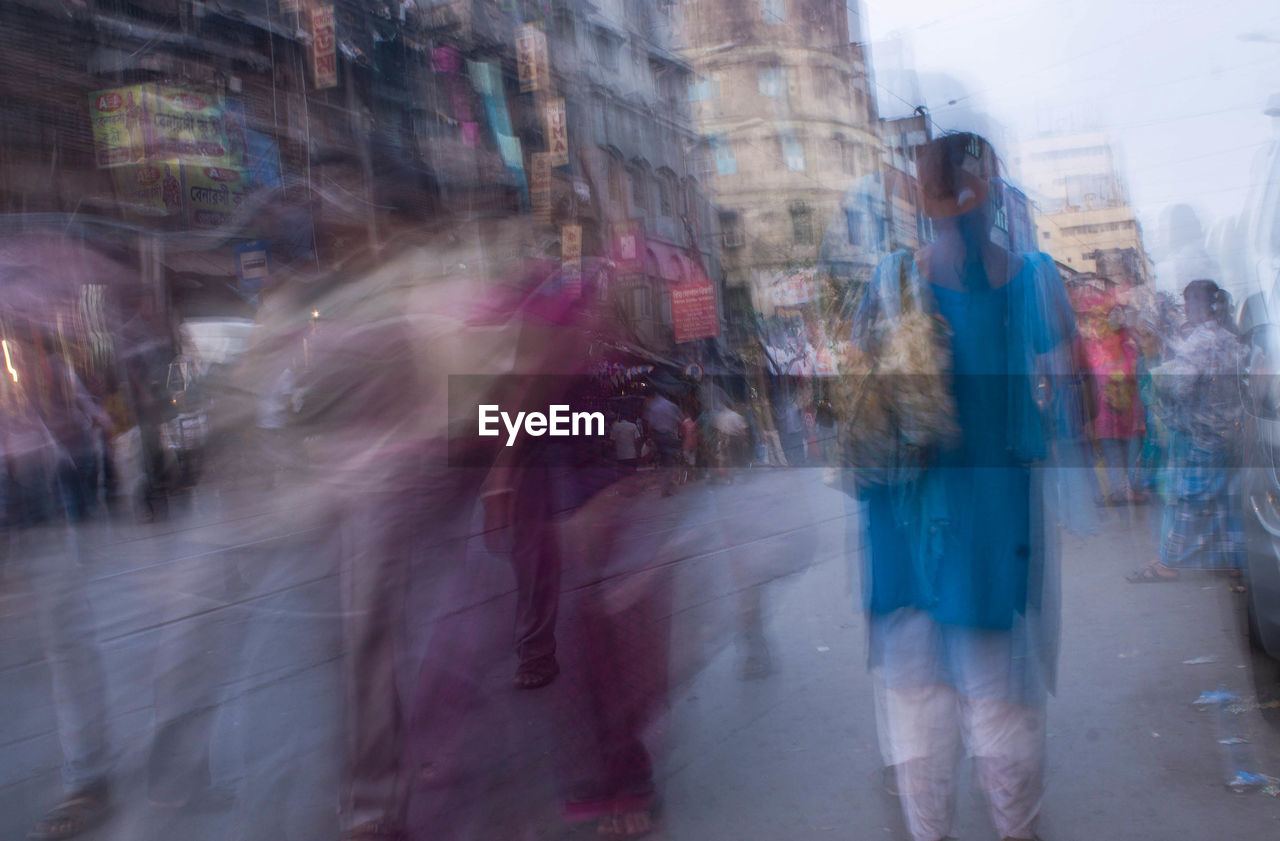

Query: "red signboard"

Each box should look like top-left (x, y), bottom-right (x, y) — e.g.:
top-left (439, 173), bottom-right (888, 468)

top-left (311, 5), bottom-right (338, 89)
top-left (672, 281), bottom-right (719, 343)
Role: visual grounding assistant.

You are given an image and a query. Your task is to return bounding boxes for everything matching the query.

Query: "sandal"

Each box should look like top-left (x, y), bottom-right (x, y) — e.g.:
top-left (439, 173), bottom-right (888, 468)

top-left (28, 782), bottom-right (109, 841)
top-left (514, 654), bottom-right (559, 690)
top-left (1126, 564), bottom-right (1179, 583)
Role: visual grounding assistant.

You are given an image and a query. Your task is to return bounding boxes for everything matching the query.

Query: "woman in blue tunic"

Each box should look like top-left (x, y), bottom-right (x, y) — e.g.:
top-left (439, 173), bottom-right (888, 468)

top-left (856, 134), bottom-right (1084, 841)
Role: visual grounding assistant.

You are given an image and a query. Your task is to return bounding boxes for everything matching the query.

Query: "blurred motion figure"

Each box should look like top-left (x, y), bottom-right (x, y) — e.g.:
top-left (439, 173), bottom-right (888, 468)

top-left (851, 133), bottom-right (1085, 841)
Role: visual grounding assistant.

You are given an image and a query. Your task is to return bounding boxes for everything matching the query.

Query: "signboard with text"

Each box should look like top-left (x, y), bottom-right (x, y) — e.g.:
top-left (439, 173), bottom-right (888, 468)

top-left (672, 280), bottom-right (720, 343)
top-left (151, 86), bottom-right (234, 167)
top-left (530, 152), bottom-right (551, 223)
top-left (544, 98), bottom-right (569, 167)
top-left (185, 165), bottom-right (249, 229)
top-left (90, 84), bottom-right (239, 170)
top-left (310, 5), bottom-right (338, 89)
top-left (612, 223), bottom-right (643, 274)
top-left (89, 86), bottom-right (150, 168)
top-left (516, 25), bottom-right (549, 93)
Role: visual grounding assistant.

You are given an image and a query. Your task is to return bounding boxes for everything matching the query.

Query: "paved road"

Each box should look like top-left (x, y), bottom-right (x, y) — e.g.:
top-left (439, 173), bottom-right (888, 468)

top-left (1, 470), bottom-right (1278, 840)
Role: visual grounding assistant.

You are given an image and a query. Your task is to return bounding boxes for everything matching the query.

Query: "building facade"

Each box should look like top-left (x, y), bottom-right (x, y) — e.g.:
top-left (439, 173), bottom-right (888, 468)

top-left (674, 0), bottom-right (882, 323)
top-left (1014, 132), bottom-right (1150, 277)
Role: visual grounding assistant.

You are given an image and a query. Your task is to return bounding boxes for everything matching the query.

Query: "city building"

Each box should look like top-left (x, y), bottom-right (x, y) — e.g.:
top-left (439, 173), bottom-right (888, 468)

top-left (674, 0), bottom-right (883, 323)
top-left (1014, 131), bottom-right (1150, 277)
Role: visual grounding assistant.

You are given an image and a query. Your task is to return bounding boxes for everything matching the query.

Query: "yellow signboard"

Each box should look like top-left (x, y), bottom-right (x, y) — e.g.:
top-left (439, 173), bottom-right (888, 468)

top-left (545, 98), bottom-right (569, 167)
top-left (89, 86), bottom-right (150, 168)
top-left (151, 86), bottom-right (234, 167)
top-left (516, 25), bottom-right (549, 93)
top-left (184, 165), bottom-right (249, 229)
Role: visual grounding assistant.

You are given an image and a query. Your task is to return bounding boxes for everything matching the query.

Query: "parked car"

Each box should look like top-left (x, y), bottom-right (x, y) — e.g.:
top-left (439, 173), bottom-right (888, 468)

top-left (1232, 94), bottom-right (1280, 665)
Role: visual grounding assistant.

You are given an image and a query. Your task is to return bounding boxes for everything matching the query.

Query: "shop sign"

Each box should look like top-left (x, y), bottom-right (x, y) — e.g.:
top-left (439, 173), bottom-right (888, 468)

top-left (530, 152), bottom-right (552, 223)
top-left (544, 98), bottom-right (569, 167)
top-left (311, 5), bottom-right (338, 89)
top-left (672, 281), bottom-right (719, 343)
top-left (516, 25), bottom-right (549, 93)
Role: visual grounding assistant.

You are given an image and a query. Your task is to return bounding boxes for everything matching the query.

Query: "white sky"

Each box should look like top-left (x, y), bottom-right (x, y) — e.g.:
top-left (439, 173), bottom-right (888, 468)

top-left (858, 0), bottom-right (1280, 254)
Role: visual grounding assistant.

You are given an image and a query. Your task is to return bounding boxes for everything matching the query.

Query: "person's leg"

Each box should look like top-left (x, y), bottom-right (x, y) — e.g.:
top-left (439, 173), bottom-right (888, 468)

top-left (1215, 471), bottom-right (1246, 572)
top-left (38, 522), bottom-right (111, 793)
top-left (949, 623), bottom-right (1047, 841)
top-left (961, 696), bottom-right (1046, 841)
top-left (22, 501), bottom-right (113, 841)
top-left (337, 491), bottom-right (416, 836)
top-left (874, 610), bottom-right (961, 841)
top-left (510, 469), bottom-right (561, 687)
top-left (883, 683), bottom-right (962, 841)
top-left (1099, 438), bottom-right (1128, 500)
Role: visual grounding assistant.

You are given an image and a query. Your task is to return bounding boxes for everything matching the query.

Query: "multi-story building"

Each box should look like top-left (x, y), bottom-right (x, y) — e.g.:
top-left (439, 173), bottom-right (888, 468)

top-left (1014, 132), bottom-right (1150, 277)
top-left (674, 0), bottom-right (882, 322)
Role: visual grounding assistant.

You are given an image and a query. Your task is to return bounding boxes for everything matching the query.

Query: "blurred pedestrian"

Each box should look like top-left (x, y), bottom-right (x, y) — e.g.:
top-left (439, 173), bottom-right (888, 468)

top-left (611, 413), bottom-right (641, 470)
top-left (1127, 279), bottom-right (1245, 582)
top-left (643, 390), bottom-right (682, 496)
top-left (852, 133), bottom-right (1085, 841)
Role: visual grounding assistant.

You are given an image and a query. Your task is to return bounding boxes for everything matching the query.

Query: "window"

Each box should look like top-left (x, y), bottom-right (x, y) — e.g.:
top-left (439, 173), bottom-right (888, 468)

top-left (594, 29), bottom-right (618, 71)
top-left (991, 185), bottom-right (1008, 232)
top-left (758, 66), bottom-right (783, 98)
top-left (780, 132), bottom-right (805, 172)
top-left (791, 201), bottom-right (813, 245)
top-left (630, 168), bottom-right (649, 214)
top-left (657, 170), bottom-right (675, 216)
top-left (608, 158), bottom-right (625, 203)
top-left (711, 138), bottom-right (738, 176)
top-left (762, 0), bottom-right (785, 23)
top-left (845, 209), bottom-right (862, 246)
top-left (837, 138), bottom-right (856, 174)
top-left (553, 10), bottom-right (576, 45)
top-left (720, 210), bottom-right (743, 248)
top-left (1042, 230), bottom-right (1051, 240)
top-left (660, 290), bottom-right (673, 325)
top-left (631, 286), bottom-right (652, 318)
top-left (688, 79), bottom-right (717, 101)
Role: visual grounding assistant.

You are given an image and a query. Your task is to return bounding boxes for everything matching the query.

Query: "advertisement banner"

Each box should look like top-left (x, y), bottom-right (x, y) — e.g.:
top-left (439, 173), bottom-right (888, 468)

top-left (310, 5), bottom-right (338, 89)
top-left (151, 86), bottom-right (234, 167)
top-left (89, 86), bottom-right (150, 168)
top-left (530, 152), bottom-right (552, 223)
top-left (184, 165), bottom-right (249, 229)
top-left (108, 162), bottom-right (182, 217)
top-left (516, 25), bottom-right (549, 93)
top-left (672, 281), bottom-right (720, 343)
top-left (544, 98), bottom-right (569, 167)
top-left (91, 84), bottom-right (242, 171)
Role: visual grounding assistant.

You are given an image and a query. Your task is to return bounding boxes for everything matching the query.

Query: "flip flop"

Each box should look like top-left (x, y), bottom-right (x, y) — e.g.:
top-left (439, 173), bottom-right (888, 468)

top-left (1126, 565), bottom-right (1179, 583)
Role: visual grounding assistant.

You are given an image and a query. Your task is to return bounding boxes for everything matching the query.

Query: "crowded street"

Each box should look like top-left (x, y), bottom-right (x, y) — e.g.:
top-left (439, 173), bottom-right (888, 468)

top-left (5, 1), bottom-right (1280, 839)
top-left (3, 468), bottom-right (1278, 840)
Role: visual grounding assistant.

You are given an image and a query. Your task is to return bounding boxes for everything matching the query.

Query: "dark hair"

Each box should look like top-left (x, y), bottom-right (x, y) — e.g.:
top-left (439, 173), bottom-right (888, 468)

top-left (915, 132), bottom-right (998, 204)
top-left (1183, 279), bottom-right (1236, 331)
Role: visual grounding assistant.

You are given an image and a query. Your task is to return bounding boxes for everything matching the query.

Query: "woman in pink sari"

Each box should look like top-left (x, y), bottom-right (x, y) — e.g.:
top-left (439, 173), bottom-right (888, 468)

top-left (1073, 277), bottom-right (1146, 504)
